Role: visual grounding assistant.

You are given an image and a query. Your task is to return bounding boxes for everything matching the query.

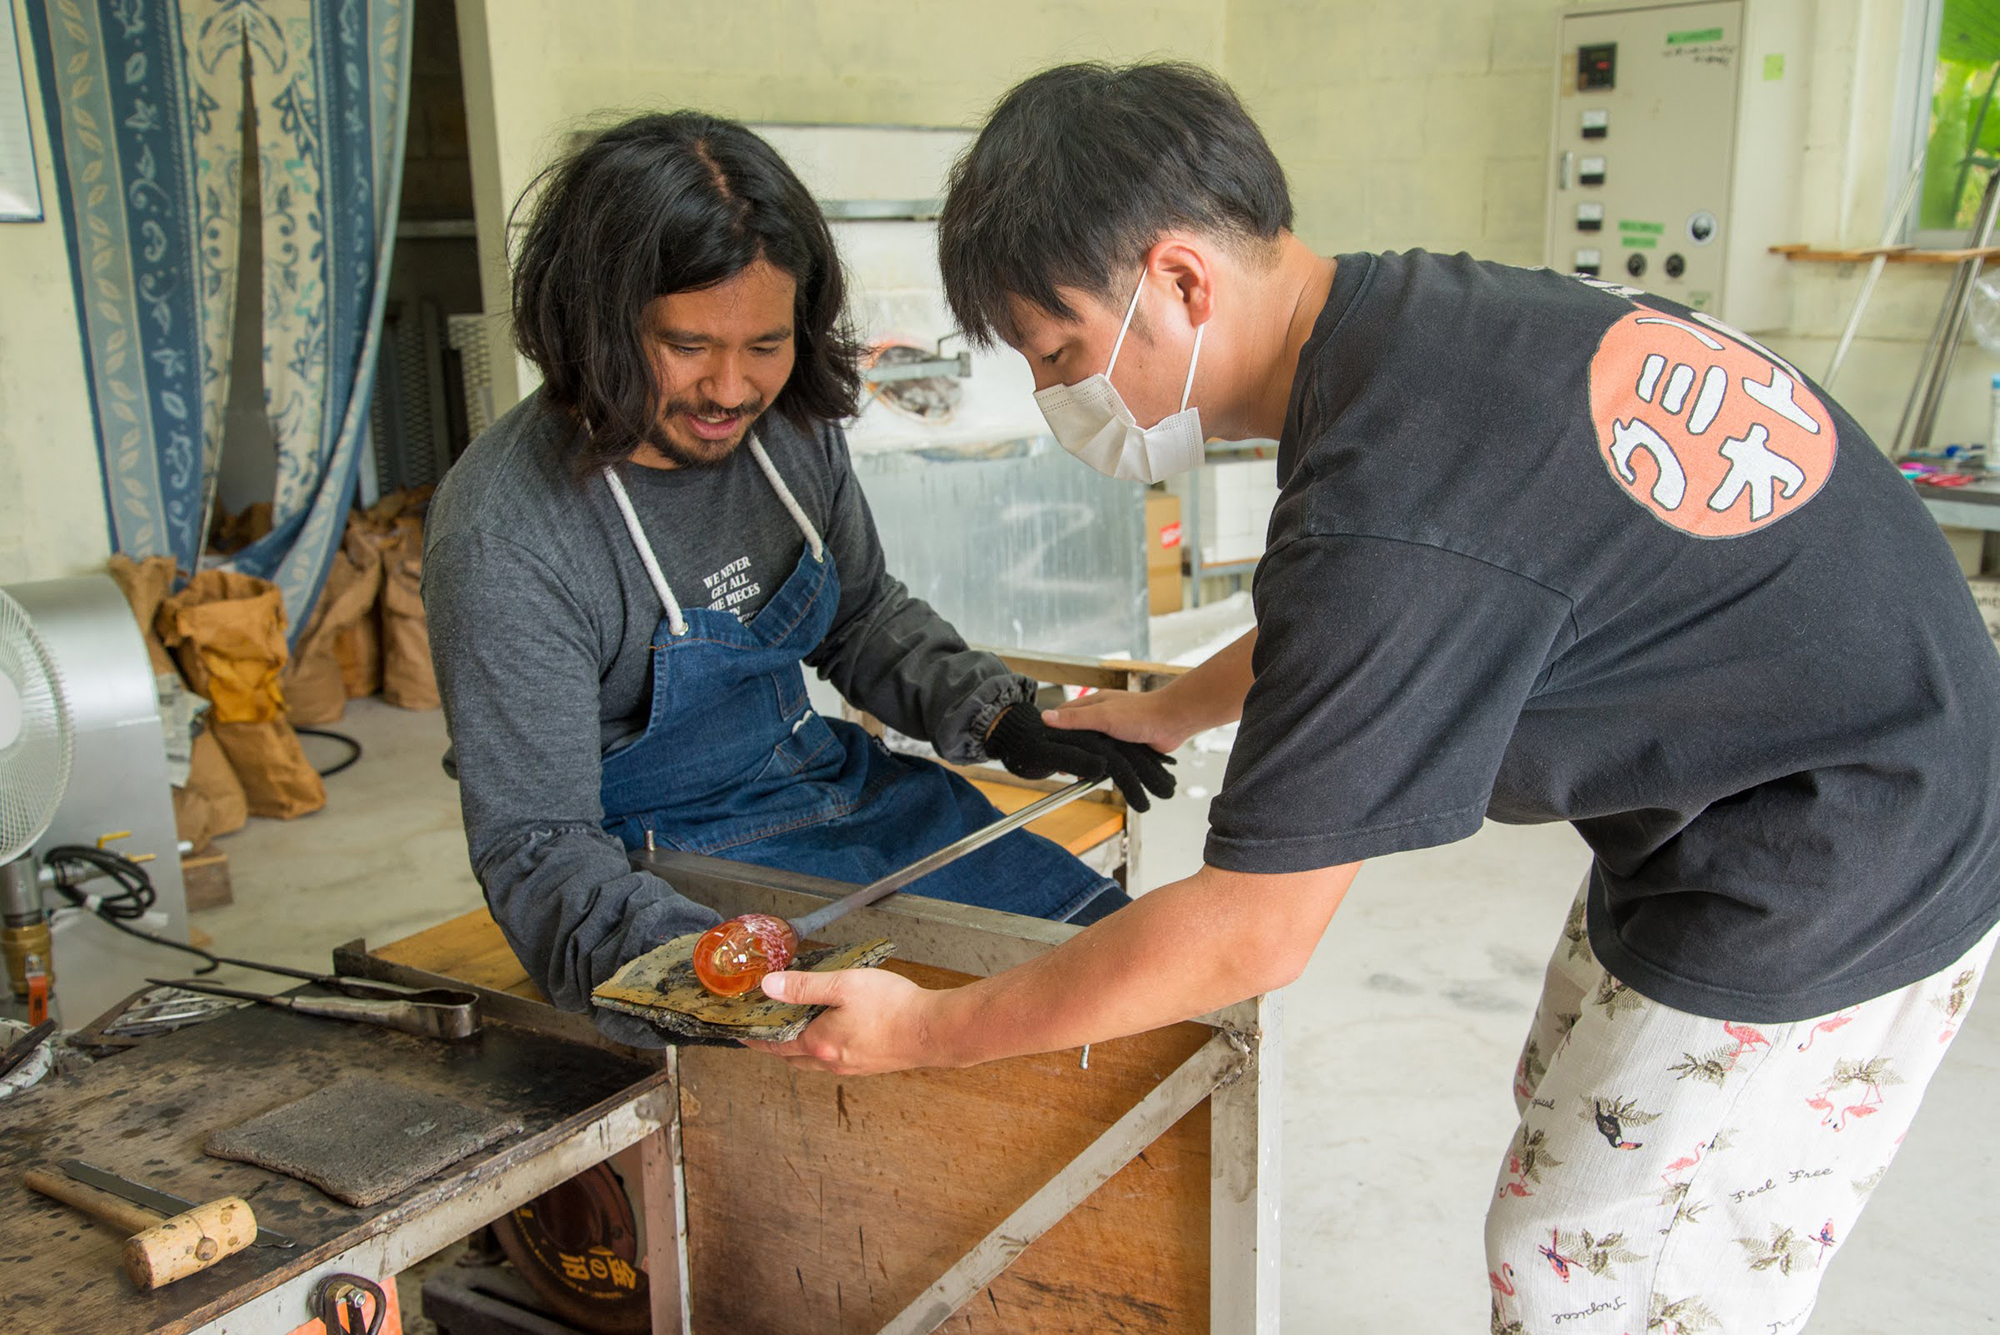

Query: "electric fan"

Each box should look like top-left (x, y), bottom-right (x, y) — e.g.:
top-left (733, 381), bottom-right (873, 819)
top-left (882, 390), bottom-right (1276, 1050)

top-left (0, 587), bottom-right (74, 1006)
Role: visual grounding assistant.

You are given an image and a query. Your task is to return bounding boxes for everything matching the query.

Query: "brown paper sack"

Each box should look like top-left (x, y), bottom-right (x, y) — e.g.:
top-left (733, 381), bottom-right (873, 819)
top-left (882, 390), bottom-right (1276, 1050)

top-left (334, 619), bottom-right (381, 699)
top-left (211, 720), bottom-right (326, 820)
top-left (336, 518), bottom-right (395, 698)
top-left (379, 521), bottom-right (439, 711)
top-left (105, 554), bottom-right (181, 678)
top-left (364, 484), bottom-right (434, 527)
top-left (284, 549), bottom-right (383, 725)
top-left (171, 784), bottom-right (218, 851)
top-left (156, 571), bottom-right (291, 723)
top-left (185, 728), bottom-right (248, 837)
top-left (285, 641), bottom-right (348, 726)
top-left (208, 501), bottom-right (275, 556)
top-left (157, 571), bottom-right (324, 819)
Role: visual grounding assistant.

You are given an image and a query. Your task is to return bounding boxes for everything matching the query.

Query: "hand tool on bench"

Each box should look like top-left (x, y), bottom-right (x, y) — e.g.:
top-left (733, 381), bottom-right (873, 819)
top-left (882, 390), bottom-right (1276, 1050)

top-left (692, 775), bottom-right (1110, 996)
top-left (0, 1018), bottom-right (56, 1081)
top-left (199, 952), bottom-right (429, 996)
top-left (197, 952), bottom-right (485, 1012)
top-left (25, 1161), bottom-right (274, 1288)
top-left (56, 1159), bottom-right (294, 1249)
top-left (142, 975), bottom-right (481, 1040)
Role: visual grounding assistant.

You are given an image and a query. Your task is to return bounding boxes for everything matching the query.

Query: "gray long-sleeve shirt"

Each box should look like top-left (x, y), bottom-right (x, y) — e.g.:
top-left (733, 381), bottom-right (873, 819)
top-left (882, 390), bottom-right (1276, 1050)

top-left (423, 392), bottom-right (1032, 1041)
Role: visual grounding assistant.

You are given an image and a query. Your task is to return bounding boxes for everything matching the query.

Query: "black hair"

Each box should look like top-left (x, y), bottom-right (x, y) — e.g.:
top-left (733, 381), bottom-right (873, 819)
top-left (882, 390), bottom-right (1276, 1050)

top-left (939, 62), bottom-right (1293, 348)
top-left (510, 111), bottom-right (862, 475)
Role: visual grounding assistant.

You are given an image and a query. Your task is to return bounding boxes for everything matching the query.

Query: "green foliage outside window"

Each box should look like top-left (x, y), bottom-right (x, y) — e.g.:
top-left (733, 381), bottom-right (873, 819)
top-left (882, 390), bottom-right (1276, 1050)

top-left (1924, 0), bottom-right (2000, 231)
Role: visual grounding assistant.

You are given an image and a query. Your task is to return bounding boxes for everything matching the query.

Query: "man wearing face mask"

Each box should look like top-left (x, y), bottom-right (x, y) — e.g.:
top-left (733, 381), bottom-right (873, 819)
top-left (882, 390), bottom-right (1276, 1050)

top-left (421, 112), bottom-right (1172, 1045)
top-left (1028, 268), bottom-right (1209, 485)
top-left (746, 63), bottom-right (2000, 1333)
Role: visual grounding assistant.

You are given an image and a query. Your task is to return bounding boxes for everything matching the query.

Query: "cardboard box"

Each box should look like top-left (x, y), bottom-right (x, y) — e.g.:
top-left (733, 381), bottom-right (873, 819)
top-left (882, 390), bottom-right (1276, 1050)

top-left (1145, 494), bottom-right (1182, 568)
top-left (1145, 494), bottom-right (1183, 615)
top-left (1943, 526), bottom-right (1984, 578)
top-left (1971, 575), bottom-right (2000, 652)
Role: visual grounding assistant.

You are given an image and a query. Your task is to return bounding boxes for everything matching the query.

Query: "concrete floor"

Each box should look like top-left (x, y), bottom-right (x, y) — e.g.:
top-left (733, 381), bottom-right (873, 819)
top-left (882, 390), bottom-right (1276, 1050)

top-left (202, 697), bottom-right (1998, 1333)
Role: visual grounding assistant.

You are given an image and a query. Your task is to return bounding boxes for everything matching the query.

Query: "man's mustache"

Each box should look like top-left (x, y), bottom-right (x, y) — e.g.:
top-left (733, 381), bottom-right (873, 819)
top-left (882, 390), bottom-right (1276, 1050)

top-left (663, 395), bottom-right (766, 421)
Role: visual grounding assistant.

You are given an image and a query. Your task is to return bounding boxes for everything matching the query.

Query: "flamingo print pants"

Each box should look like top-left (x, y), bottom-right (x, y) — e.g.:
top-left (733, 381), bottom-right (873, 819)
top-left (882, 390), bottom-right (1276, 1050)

top-left (1486, 883), bottom-right (1997, 1335)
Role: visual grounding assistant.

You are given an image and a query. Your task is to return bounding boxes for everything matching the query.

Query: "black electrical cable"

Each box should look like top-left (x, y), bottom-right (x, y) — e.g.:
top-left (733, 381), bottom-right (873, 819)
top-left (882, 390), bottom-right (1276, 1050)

top-left (294, 727), bottom-right (363, 778)
top-left (41, 845), bottom-right (221, 974)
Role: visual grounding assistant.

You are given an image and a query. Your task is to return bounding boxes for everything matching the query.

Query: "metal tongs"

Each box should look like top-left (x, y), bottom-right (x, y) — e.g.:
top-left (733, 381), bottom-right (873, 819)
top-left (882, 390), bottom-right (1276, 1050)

top-left (148, 954), bottom-right (480, 1041)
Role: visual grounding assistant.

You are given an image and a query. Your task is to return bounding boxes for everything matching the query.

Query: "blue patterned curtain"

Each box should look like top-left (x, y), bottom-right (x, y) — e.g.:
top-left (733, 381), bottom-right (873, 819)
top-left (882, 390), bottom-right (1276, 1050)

top-left (27, 0), bottom-right (411, 642)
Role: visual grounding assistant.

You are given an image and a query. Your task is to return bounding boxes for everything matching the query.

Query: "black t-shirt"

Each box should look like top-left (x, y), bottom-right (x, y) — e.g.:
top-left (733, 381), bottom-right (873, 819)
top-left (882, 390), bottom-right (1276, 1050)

top-left (1205, 250), bottom-right (2000, 1022)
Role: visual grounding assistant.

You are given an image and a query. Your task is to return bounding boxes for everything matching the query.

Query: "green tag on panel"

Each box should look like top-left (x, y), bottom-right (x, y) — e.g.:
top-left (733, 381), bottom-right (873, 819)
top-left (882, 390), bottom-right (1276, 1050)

top-left (1667, 26), bottom-right (1725, 44)
top-left (1618, 220), bottom-right (1666, 235)
top-left (1763, 53), bottom-right (1785, 80)
top-left (1689, 291), bottom-right (1713, 309)
top-left (1622, 236), bottom-right (1659, 250)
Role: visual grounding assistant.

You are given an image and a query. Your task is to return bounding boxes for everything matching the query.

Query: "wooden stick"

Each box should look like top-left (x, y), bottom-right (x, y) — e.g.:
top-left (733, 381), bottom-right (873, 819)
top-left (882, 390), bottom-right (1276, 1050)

top-left (25, 1170), bottom-right (157, 1234)
top-left (24, 1169), bottom-right (257, 1289)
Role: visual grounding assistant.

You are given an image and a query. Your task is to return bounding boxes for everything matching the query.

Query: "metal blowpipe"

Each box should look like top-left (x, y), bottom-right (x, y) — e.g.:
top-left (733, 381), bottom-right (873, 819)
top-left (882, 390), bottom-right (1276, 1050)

top-left (792, 776), bottom-right (1107, 938)
top-left (689, 776), bottom-right (1110, 997)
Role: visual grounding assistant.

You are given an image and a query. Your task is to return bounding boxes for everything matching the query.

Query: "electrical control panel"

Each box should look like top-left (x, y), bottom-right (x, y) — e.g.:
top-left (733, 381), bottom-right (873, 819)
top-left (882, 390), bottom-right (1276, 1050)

top-left (1546, 0), bottom-right (1806, 331)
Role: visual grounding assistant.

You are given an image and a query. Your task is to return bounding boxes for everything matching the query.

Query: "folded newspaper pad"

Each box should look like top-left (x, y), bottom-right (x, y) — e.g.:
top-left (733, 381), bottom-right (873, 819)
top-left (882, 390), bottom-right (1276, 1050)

top-left (593, 931), bottom-right (894, 1043)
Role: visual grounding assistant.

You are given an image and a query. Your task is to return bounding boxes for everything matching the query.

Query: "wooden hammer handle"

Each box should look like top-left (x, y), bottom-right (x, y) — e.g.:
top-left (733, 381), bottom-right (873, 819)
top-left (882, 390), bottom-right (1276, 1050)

top-left (25, 1168), bottom-right (257, 1288)
top-left (25, 1169), bottom-right (159, 1234)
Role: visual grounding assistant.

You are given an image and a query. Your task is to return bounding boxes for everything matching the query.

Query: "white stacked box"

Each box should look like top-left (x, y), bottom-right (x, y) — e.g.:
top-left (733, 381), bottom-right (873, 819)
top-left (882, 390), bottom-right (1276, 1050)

top-left (1193, 460), bottom-right (1281, 568)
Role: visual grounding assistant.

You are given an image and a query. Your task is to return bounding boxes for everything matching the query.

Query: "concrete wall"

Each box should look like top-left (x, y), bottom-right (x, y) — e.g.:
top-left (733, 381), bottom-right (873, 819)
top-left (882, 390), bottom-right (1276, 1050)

top-left (454, 0), bottom-right (1229, 411)
top-left (0, 0), bottom-right (110, 587)
top-left (1227, 0), bottom-right (1555, 266)
top-left (1227, 0), bottom-right (1997, 461)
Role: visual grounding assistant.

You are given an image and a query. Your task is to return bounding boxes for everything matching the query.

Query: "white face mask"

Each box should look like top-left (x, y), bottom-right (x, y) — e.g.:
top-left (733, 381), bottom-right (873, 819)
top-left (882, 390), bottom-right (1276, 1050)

top-left (1033, 272), bottom-right (1206, 483)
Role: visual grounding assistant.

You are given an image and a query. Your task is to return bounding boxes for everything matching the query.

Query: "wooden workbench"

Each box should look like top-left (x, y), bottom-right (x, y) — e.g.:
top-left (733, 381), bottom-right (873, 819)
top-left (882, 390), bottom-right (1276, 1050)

top-left (0, 775), bottom-right (1269, 1335)
top-left (374, 909), bottom-right (1215, 1331)
top-left (0, 991), bottom-right (672, 1335)
top-left (358, 848), bottom-right (1282, 1335)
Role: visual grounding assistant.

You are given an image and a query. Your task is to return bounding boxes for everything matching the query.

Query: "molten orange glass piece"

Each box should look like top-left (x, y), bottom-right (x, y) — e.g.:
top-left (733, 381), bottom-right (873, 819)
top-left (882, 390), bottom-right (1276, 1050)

top-left (691, 913), bottom-right (800, 997)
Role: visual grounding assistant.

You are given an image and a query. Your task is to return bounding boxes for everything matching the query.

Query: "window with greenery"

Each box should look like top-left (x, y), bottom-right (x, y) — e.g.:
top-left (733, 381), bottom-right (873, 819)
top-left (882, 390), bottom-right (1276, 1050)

top-left (1923, 0), bottom-right (2000, 232)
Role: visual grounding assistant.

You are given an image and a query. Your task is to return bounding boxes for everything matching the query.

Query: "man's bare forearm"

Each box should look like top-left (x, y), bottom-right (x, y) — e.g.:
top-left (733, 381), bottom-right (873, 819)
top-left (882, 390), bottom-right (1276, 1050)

top-left (924, 857), bottom-right (1354, 1068)
top-left (1160, 628), bottom-right (1258, 742)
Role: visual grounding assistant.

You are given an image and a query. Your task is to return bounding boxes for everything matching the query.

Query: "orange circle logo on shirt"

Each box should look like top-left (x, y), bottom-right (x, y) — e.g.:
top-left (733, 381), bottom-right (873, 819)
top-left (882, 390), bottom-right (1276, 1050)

top-left (1588, 309), bottom-right (1837, 538)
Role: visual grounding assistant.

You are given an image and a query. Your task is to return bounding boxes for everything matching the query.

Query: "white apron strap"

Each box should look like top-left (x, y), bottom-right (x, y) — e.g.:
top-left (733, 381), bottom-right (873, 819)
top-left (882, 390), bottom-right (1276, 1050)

top-left (601, 432), bottom-right (824, 637)
top-left (746, 434), bottom-right (826, 561)
top-left (601, 467), bottom-right (688, 637)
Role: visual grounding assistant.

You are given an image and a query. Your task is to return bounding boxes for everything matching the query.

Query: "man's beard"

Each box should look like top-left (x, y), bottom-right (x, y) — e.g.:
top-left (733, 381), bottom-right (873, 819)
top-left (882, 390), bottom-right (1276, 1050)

top-left (642, 393), bottom-right (769, 469)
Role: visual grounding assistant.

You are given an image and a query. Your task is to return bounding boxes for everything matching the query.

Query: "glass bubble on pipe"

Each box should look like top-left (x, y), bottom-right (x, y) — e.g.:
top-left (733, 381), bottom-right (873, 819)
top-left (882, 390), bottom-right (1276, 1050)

top-left (691, 914), bottom-right (799, 998)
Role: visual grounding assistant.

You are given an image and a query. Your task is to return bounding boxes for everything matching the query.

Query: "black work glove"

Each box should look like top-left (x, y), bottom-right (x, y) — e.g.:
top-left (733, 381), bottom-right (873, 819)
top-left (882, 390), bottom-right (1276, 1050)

top-left (984, 703), bottom-right (1177, 812)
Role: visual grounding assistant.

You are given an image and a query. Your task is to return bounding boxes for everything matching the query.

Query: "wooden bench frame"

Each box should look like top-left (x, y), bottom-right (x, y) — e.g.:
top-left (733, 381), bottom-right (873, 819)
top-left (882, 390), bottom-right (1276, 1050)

top-left (639, 851), bottom-right (1282, 1335)
top-left (353, 851), bottom-right (1280, 1334)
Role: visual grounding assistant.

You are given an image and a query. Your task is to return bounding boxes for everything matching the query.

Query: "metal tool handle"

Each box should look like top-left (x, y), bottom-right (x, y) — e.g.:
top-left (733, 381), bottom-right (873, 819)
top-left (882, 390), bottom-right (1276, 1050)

top-left (790, 776), bottom-right (1108, 939)
top-left (0, 1019), bottom-right (56, 1081)
top-left (288, 994), bottom-right (480, 1041)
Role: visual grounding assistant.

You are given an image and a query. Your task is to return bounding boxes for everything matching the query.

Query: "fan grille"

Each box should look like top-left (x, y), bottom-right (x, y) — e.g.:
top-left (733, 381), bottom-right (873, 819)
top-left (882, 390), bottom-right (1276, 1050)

top-left (0, 590), bottom-right (72, 863)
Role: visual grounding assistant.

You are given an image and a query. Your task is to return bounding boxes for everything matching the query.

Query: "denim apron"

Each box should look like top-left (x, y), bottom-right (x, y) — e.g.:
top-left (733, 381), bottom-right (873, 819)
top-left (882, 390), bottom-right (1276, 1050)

top-left (595, 439), bottom-right (1116, 922)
